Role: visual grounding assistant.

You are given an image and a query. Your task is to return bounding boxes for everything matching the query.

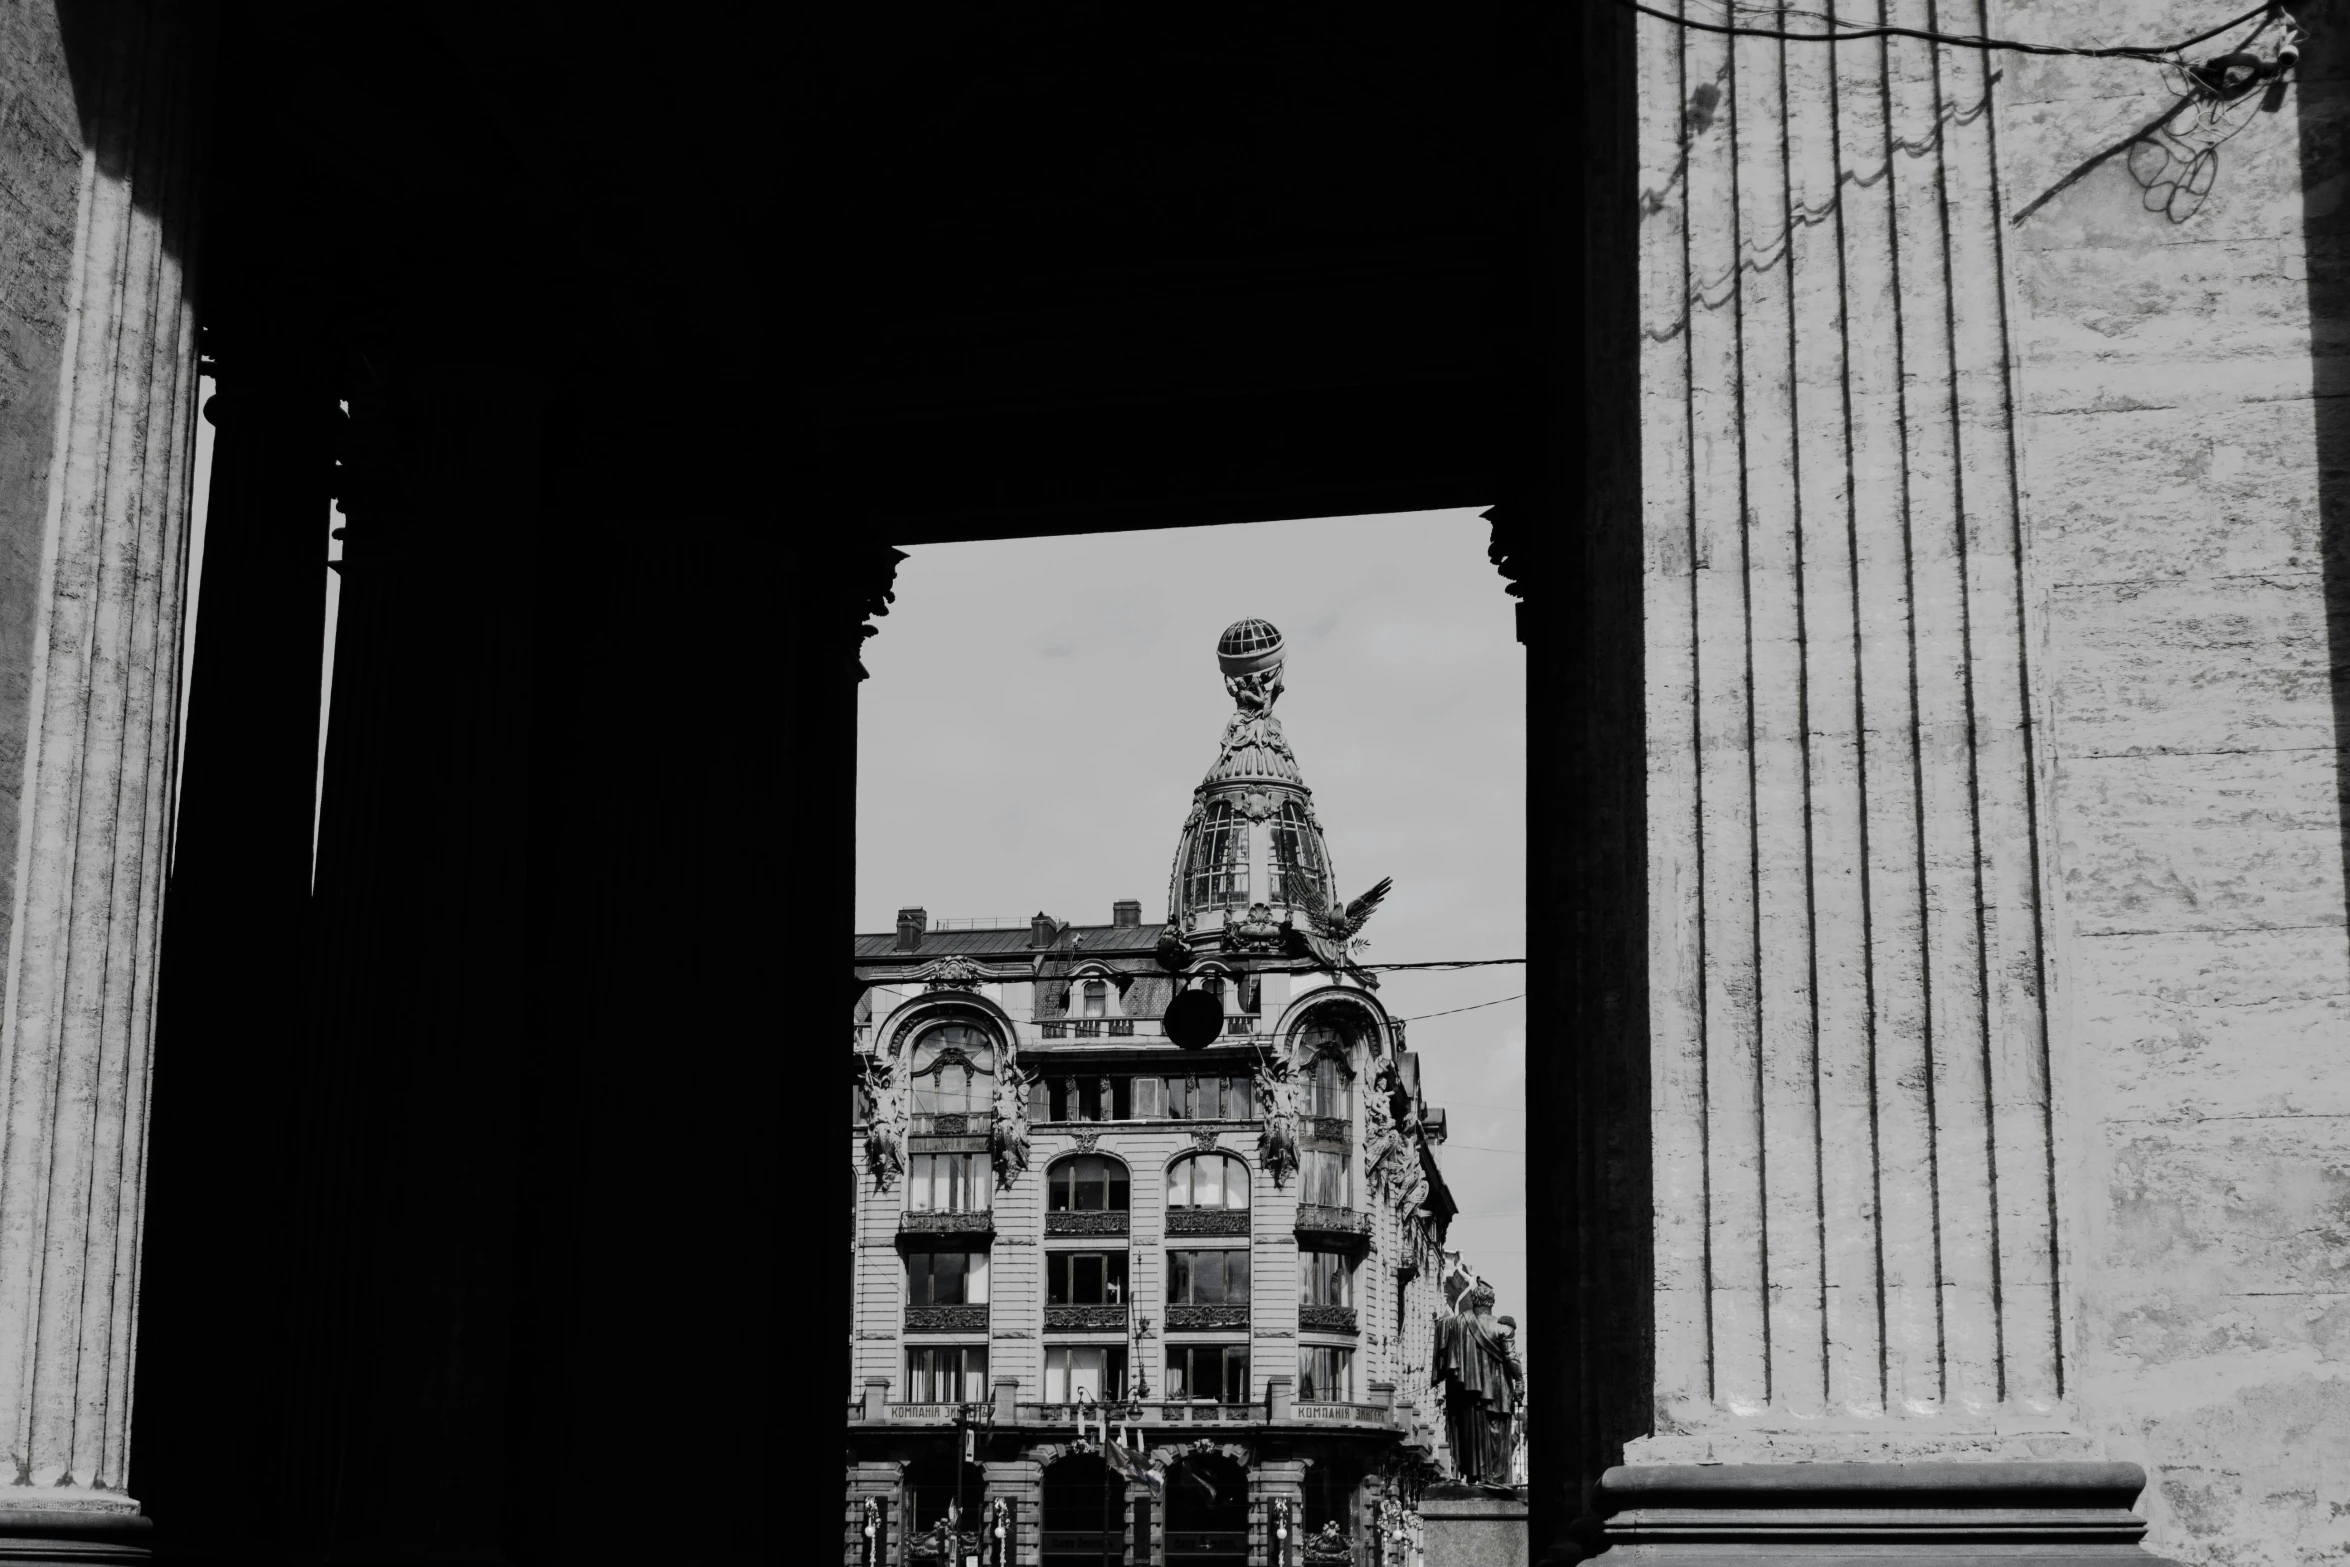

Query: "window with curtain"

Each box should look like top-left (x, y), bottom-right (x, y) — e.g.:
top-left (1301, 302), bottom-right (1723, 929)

top-left (1301, 1149), bottom-right (1348, 1207)
top-left (1297, 1346), bottom-right (1352, 1403)
top-left (1044, 1346), bottom-right (1128, 1404)
top-left (1308, 1054), bottom-right (1351, 1119)
top-left (905, 1345), bottom-right (989, 1403)
top-left (1082, 980), bottom-right (1107, 1017)
top-left (1300, 1251), bottom-right (1350, 1307)
top-left (907, 1152), bottom-right (993, 1213)
top-left (1165, 1344), bottom-right (1250, 1404)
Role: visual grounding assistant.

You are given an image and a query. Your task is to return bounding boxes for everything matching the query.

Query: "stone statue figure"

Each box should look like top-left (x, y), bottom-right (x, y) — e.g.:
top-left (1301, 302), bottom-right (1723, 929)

top-left (1253, 1051), bottom-right (1301, 1188)
top-left (860, 1055), bottom-right (906, 1189)
top-left (990, 1061), bottom-right (1033, 1189)
top-left (1303, 1520), bottom-right (1351, 1564)
top-left (1431, 1280), bottom-right (1521, 1487)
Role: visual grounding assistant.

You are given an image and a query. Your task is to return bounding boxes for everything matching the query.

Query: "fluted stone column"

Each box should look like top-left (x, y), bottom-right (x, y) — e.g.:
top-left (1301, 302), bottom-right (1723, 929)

top-left (0, 3), bottom-right (201, 1556)
top-left (1617, 0), bottom-right (2167, 1557)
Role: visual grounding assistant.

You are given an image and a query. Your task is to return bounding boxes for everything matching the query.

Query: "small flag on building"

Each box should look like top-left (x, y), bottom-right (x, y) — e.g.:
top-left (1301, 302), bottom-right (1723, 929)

top-left (1104, 1437), bottom-right (1164, 1502)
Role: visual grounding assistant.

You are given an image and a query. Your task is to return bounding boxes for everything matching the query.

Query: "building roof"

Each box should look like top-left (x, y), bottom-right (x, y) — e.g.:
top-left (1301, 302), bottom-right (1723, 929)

top-left (851, 921), bottom-right (1169, 962)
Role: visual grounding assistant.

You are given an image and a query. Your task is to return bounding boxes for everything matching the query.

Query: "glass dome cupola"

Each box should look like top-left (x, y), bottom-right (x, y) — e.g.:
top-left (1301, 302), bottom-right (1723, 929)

top-left (1167, 619), bottom-right (1336, 946)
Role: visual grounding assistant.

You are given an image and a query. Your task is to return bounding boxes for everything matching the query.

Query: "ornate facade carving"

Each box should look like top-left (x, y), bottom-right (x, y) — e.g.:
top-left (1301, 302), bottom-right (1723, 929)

top-left (913, 954), bottom-right (990, 990)
top-left (1301, 1304), bottom-right (1358, 1334)
top-left (1189, 1127), bottom-right (1221, 1152)
top-left (1069, 1130), bottom-right (1101, 1153)
top-left (1043, 1304), bottom-right (1128, 1332)
top-left (990, 1059), bottom-right (1033, 1190)
top-left (1253, 1052), bottom-right (1300, 1188)
top-left (862, 1055), bottom-right (907, 1189)
top-left (901, 1211), bottom-right (994, 1235)
top-left (905, 1304), bottom-right (990, 1333)
top-left (1221, 901), bottom-right (1286, 953)
top-left (1167, 1208), bottom-right (1249, 1237)
top-left (1044, 1210), bottom-right (1127, 1236)
top-left (1164, 1303), bottom-right (1249, 1331)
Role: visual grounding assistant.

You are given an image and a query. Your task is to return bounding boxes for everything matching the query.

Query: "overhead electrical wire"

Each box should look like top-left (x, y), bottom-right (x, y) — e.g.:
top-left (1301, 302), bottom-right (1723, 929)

top-left (1396, 994), bottom-right (1524, 1023)
top-left (1610, 0), bottom-right (2282, 61)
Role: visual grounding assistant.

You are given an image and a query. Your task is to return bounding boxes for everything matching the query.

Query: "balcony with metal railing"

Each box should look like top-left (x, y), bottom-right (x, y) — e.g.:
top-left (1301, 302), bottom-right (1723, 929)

top-left (1293, 1203), bottom-right (1373, 1250)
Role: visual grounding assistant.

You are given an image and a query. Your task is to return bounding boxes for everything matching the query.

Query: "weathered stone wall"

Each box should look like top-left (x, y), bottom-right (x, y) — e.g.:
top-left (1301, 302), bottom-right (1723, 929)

top-left (1996, 2), bottom-right (2350, 1559)
top-left (1634, 0), bottom-right (2350, 1560)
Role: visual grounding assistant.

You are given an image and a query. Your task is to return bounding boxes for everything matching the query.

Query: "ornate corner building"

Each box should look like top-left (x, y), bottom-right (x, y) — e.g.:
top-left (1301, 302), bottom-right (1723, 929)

top-left (846, 625), bottom-right (1477, 1567)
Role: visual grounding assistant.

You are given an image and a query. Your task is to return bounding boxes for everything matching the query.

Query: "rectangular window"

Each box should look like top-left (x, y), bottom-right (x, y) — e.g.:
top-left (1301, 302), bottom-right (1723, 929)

top-left (1134, 1076), bottom-right (1163, 1118)
top-left (1300, 1251), bottom-right (1350, 1307)
top-left (907, 1153), bottom-right (993, 1214)
top-left (1310, 1057), bottom-right (1350, 1119)
top-left (1298, 1346), bottom-right (1353, 1404)
top-left (1302, 1149), bottom-right (1348, 1207)
top-left (1165, 1344), bottom-right (1250, 1404)
top-left (1167, 1248), bottom-right (1250, 1305)
top-left (1043, 1345), bottom-right (1129, 1404)
top-left (1048, 1077), bottom-right (1071, 1122)
top-left (1083, 981), bottom-right (1107, 1017)
top-left (905, 1345), bottom-right (989, 1404)
top-left (1111, 1076), bottom-right (1132, 1119)
top-left (908, 1250), bottom-right (991, 1306)
top-left (1077, 1077), bottom-right (1103, 1121)
top-left (1047, 1250), bottom-right (1130, 1305)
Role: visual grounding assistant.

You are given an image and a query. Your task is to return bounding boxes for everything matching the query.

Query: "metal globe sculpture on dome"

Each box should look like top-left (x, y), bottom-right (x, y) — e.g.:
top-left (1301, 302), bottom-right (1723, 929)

top-left (1217, 617), bottom-right (1286, 713)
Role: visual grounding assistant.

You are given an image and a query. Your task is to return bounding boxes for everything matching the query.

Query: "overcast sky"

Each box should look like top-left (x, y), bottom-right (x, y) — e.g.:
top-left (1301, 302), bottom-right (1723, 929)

top-left (856, 507), bottom-right (1530, 1361)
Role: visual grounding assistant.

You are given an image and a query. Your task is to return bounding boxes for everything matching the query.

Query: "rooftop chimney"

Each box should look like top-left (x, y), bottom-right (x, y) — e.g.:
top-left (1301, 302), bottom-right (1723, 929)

top-left (1112, 900), bottom-right (1141, 927)
top-left (1030, 912), bottom-right (1057, 947)
top-left (895, 907), bottom-right (928, 952)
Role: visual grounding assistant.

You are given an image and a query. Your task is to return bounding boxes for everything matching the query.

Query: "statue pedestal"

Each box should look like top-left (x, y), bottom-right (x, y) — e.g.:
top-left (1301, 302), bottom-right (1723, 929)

top-left (1421, 1484), bottom-right (1528, 1567)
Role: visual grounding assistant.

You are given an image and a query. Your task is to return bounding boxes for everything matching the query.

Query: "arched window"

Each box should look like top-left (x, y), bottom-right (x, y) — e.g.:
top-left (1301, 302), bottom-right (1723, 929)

top-left (1046, 1154), bottom-right (1130, 1213)
top-left (1268, 798), bottom-right (1326, 905)
top-left (1166, 1152), bottom-right (1251, 1210)
top-left (1186, 801), bottom-right (1248, 907)
top-left (909, 1022), bottom-right (996, 1118)
top-left (1082, 979), bottom-right (1107, 1018)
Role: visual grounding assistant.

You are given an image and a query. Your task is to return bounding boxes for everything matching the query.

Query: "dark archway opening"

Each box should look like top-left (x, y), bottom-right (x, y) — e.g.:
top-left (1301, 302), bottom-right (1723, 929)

top-left (1164, 1455), bottom-right (1250, 1566)
top-left (905, 1456), bottom-right (988, 1564)
top-left (1041, 1453), bottom-right (1129, 1567)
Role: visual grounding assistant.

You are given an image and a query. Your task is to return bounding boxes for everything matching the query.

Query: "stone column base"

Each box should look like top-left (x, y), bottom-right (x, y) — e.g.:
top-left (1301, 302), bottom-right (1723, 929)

top-left (0, 1508), bottom-right (150, 1562)
top-left (1423, 1482), bottom-right (1529, 1567)
top-left (1592, 1463), bottom-right (2182, 1565)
